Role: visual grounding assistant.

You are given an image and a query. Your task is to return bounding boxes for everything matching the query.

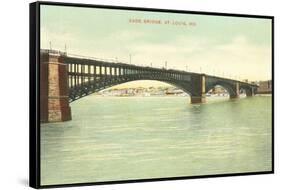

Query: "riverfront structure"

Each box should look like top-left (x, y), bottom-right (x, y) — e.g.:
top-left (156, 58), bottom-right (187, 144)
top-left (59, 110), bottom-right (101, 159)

top-left (257, 80), bottom-right (272, 94)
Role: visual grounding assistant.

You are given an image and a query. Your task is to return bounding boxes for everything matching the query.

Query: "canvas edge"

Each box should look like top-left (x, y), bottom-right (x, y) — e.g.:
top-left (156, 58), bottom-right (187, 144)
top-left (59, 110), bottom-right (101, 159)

top-left (29, 1), bottom-right (275, 189)
top-left (29, 1), bottom-right (41, 189)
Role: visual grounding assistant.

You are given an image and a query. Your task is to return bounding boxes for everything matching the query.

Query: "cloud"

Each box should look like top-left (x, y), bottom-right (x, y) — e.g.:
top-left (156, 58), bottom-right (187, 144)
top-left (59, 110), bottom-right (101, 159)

top-left (41, 26), bottom-right (271, 81)
top-left (183, 35), bottom-right (271, 80)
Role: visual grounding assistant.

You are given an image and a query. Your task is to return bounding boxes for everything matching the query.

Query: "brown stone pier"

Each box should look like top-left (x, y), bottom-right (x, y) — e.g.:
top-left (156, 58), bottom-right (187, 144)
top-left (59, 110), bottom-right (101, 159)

top-left (40, 53), bottom-right (71, 123)
top-left (229, 82), bottom-right (240, 99)
top-left (190, 74), bottom-right (206, 104)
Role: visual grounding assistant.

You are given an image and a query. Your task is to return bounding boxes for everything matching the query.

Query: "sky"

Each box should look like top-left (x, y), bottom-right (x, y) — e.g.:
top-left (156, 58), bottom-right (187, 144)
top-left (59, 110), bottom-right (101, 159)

top-left (40, 4), bottom-right (272, 87)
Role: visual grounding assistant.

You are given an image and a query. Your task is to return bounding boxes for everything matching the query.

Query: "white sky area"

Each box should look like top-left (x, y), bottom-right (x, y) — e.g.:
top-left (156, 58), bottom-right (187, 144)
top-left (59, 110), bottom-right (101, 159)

top-left (41, 5), bottom-right (272, 88)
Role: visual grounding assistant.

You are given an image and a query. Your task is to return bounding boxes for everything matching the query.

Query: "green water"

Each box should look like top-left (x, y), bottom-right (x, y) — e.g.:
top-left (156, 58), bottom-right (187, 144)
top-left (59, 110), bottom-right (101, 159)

top-left (41, 96), bottom-right (272, 185)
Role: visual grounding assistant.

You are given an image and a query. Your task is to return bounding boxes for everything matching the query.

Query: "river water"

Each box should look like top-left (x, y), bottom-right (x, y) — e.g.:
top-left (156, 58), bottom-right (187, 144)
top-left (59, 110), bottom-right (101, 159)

top-left (40, 95), bottom-right (272, 185)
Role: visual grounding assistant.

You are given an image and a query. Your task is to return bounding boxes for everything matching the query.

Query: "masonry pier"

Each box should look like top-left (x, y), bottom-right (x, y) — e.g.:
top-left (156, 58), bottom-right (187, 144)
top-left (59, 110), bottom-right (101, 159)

top-left (229, 82), bottom-right (240, 99)
top-left (40, 53), bottom-right (71, 123)
top-left (190, 74), bottom-right (206, 104)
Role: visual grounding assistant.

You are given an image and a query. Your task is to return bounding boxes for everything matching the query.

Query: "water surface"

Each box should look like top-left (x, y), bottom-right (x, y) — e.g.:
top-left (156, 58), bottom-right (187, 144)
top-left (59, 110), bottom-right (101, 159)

top-left (41, 96), bottom-right (272, 185)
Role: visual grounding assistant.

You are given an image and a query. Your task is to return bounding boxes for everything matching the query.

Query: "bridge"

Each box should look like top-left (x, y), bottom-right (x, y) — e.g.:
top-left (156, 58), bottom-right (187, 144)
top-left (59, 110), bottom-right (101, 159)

top-left (40, 49), bottom-right (258, 122)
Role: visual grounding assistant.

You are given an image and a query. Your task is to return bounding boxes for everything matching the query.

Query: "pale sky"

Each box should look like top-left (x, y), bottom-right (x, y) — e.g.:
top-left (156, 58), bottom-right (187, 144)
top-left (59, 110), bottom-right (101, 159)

top-left (41, 4), bottom-right (272, 84)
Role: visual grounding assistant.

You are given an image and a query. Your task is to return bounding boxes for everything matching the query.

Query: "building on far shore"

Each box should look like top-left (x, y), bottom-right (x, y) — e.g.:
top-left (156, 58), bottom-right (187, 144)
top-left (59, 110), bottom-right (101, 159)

top-left (257, 80), bottom-right (272, 94)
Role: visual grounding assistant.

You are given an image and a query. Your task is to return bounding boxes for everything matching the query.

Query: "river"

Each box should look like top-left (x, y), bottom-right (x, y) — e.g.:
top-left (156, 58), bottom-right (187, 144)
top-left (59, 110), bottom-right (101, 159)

top-left (40, 95), bottom-right (272, 185)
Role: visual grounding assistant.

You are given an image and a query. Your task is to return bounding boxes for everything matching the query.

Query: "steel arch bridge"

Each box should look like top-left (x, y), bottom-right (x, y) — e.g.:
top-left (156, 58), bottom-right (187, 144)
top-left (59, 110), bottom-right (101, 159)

top-left (64, 56), bottom-right (257, 102)
top-left (40, 50), bottom-right (258, 122)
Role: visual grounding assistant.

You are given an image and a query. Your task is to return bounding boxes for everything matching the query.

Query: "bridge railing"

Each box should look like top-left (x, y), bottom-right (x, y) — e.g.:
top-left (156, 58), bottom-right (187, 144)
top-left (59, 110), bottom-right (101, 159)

top-left (40, 49), bottom-right (67, 56)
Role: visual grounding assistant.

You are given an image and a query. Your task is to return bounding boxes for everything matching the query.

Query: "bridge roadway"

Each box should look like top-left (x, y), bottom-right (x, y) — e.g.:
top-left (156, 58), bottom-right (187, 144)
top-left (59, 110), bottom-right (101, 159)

top-left (40, 50), bottom-right (258, 122)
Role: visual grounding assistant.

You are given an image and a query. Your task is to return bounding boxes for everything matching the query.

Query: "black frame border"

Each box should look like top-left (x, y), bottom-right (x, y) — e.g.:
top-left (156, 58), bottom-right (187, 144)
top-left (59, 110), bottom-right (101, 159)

top-left (29, 1), bottom-right (274, 189)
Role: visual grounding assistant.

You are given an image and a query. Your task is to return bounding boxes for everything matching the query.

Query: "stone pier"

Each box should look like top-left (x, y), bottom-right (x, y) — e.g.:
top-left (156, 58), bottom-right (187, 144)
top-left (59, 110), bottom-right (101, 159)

top-left (190, 74), bottom-right (206, 104)
top-left (229, 82), bottom-right (240, 99)
top-left (40, 53), bottom-right (71, 123)
top-left (245, 87), bottom-right (255, 97)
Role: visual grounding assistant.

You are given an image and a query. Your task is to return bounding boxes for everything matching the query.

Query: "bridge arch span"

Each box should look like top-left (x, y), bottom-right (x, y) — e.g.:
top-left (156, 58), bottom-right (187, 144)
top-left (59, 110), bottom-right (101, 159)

top-left (239, 84), bottom-right (255, 97)
top-left (206, 81), bottom-right (239, 99)
top-left (69, 76), bottom-right (195, 102)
